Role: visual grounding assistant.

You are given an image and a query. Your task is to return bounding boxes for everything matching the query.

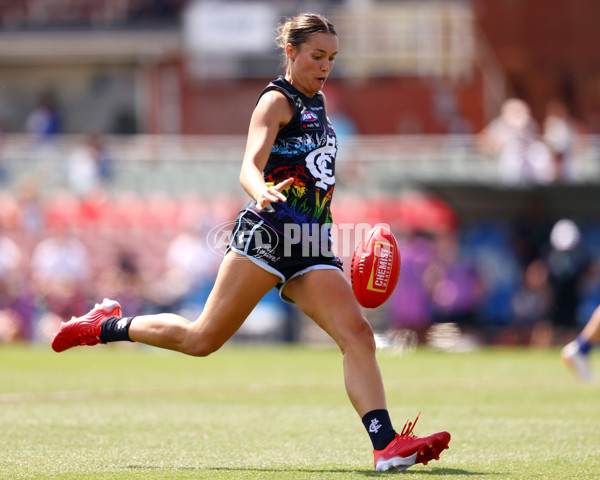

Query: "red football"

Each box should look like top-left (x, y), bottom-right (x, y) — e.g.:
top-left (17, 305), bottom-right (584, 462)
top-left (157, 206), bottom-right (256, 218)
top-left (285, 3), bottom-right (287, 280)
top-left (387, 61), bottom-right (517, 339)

top-left (350, 225), bottom-right (401, 308)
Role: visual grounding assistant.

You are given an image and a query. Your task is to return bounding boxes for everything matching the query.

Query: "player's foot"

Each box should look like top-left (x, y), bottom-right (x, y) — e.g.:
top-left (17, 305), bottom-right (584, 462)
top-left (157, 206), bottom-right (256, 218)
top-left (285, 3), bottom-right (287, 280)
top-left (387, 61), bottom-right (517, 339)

top-left (374, 413), bottom-right (450, 472)
top-left (51, 298), bottom-right (122, 353)
top-left (561, 340), bottom-right (594, 382)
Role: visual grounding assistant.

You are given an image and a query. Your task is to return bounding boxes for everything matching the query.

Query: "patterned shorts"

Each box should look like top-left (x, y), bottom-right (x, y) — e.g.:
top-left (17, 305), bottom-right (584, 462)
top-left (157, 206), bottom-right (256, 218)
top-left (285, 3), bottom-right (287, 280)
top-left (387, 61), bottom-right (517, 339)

top-left (227, 209), bottom-right (343, 303)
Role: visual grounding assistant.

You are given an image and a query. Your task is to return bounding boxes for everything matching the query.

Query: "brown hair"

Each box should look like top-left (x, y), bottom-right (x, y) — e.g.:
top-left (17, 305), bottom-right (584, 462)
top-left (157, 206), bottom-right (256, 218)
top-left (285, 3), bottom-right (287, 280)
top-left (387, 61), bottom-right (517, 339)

top-left (275, 13), bottom-right (337, 63)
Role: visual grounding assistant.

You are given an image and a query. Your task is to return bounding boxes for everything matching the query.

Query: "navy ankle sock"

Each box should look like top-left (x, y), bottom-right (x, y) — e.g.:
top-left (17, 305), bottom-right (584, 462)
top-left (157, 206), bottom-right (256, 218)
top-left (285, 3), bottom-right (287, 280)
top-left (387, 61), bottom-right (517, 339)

top-left (100, 316), bottom-right (135, 343)
top-left (576, 335), bottom-right (592, 355)
top-left (362, 409), bottom-right (397, 451)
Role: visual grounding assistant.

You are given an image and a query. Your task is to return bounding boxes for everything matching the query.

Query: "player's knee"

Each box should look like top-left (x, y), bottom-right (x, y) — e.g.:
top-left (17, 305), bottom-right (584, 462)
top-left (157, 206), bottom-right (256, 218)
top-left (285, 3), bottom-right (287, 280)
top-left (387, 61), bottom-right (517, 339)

top-left (338, 315), bottom-right (376, 354)
top-left (181, 336), bottom-right (224, 357)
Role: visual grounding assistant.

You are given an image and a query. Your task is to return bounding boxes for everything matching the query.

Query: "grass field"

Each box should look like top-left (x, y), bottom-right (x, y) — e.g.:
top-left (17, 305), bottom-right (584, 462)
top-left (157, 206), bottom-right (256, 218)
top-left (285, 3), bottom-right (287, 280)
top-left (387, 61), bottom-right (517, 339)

top-left (1, 343), bottom-right (599, 479)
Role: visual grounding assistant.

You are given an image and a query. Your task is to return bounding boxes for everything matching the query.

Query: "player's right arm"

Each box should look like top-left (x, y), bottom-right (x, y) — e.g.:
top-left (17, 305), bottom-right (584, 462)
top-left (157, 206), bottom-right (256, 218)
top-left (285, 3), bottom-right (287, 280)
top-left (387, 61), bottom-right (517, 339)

top-left (239, 90), bottom-right (295, 211)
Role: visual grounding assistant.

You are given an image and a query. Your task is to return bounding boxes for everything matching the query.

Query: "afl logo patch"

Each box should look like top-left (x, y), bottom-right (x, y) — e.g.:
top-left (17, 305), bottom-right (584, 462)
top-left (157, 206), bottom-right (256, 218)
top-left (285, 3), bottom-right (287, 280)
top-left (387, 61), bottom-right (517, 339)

top-left (301, 110), bottom-right (321, 130)
top-left (301, 111), bottom-right (318, 122)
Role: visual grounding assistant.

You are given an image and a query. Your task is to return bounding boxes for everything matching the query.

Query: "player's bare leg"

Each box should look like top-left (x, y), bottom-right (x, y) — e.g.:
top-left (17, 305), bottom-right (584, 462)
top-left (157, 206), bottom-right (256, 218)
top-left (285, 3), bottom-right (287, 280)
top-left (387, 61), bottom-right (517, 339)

top-left (128, 251), bottom-right (280, 356)
top-left (283, 268), bottom-right (450, 472)
top-left (53, 251), bottom-right (280, 355)
top-left (283, 268), bottom-right (386, 416)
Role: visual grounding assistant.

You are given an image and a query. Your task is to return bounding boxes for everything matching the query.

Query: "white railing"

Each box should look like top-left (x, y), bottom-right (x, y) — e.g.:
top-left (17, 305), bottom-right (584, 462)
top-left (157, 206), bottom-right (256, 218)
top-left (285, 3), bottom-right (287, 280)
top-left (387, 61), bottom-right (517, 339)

top-left (2, 133), bottom-right (600, 196)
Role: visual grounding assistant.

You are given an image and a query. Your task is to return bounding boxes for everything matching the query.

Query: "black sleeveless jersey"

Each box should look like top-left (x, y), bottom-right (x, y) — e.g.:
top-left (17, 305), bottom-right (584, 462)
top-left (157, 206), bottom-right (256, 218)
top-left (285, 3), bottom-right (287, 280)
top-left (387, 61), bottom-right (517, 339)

top-left (245, 76), bottom-right (337, 234)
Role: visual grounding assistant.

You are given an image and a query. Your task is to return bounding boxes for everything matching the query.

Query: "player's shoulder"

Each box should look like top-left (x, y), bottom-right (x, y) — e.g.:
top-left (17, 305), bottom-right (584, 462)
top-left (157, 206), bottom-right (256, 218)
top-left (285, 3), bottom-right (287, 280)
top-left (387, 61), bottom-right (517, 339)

top-left (255, 88), bottom-right (295, 126)
top-left (258, 88), bottom-right (291, 107)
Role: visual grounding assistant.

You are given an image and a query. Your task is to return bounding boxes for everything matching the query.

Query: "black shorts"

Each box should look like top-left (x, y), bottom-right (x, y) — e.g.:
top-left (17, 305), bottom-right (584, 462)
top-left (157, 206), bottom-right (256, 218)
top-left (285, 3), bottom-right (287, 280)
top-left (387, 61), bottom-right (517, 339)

top-left (227, 209), bottom-right (343, 303)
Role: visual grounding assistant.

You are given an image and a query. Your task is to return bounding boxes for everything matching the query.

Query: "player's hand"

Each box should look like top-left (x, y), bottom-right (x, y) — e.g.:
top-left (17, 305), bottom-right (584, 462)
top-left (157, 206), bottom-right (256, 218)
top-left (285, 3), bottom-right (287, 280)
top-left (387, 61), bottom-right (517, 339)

top-left (255, 177), bottom-right (294, 211)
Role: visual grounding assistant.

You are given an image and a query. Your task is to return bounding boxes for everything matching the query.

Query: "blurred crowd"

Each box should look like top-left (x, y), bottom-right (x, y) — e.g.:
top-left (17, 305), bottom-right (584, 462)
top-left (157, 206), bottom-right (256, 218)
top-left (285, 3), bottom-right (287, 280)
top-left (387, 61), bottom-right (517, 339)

top-left (385, 211), bottom-right (599, 349)
top-left (0, 184), bottom-right (228, 345)
top-left (1, 177), bottom-right (599, 349)
top-left (479, 97), bottom-right (584, 185)
top-left (1, 92), bottom-right (599, 348)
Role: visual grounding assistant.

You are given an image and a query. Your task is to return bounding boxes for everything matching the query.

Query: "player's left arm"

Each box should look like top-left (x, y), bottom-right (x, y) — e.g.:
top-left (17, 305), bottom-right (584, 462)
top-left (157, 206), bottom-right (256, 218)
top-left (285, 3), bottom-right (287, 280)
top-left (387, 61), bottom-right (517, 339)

top-left (240, 90), bottom-right (294, 211)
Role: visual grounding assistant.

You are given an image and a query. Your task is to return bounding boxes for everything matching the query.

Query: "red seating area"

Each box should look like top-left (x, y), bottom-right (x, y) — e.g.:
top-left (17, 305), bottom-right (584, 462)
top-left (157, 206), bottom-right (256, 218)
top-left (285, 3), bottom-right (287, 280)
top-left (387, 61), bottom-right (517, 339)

top-left (0, 189), bottom-right (460, 281)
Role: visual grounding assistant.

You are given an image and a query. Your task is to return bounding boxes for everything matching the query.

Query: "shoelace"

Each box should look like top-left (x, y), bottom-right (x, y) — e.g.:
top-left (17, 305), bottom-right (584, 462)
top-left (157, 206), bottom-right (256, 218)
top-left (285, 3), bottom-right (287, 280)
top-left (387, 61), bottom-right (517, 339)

top-left (399, 412), bottom-right (421, 437)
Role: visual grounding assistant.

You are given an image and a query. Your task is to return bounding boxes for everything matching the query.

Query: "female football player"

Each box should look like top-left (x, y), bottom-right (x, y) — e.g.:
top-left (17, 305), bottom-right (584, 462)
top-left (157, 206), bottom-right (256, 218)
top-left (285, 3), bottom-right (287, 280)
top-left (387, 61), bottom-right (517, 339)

top-left (51, 12), bottom-right (450, 471)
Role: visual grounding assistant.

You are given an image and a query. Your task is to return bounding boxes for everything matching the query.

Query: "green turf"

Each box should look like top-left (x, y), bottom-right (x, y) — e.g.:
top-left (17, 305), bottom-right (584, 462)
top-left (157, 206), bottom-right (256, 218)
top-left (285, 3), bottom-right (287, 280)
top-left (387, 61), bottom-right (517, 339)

top-left (1, 343), bottom-right (599, 479)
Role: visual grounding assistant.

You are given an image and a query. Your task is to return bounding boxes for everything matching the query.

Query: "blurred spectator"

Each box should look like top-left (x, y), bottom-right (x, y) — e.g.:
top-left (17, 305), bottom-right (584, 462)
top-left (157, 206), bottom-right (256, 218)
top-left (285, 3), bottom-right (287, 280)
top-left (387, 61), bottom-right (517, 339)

top-left (15, 178), bottom-right (45, 238)
top-left (479, 98), bottom-right (553, 185)
top-left (25, 92), bottom-right (62, 143)
top-left (67, 133), bottom-right (115, 196)
top-left (0, 227), bottom-right (21, 278)
top-left (544, 219), bottom-right (593, 341)
top-left (94, 250), bottom-right (145, 318)
top-left (425, 232), bottom-right (484, 332)
top-left (0, 272), bottom-right (36, 342)
top-left (542, 100), bottom-right (578, 183)
top-left (509, 259), bottom-right (554, 346)
top-left (0, 225), bottom-right (35, 341)
top-left (30, 224), bottom-right (91, 342)
top-left (31, 224), bottom-right (90, 286)
top-left (463, 222), bottom-right (522, 328)
top-left (0, 309), bottom-right (20, 343)
top-left (155, 208), bottom-right (219, 312)
top-left (166, 226), bottom-right (217, 290)
top-left (386, 233), bottom-right (436, 335)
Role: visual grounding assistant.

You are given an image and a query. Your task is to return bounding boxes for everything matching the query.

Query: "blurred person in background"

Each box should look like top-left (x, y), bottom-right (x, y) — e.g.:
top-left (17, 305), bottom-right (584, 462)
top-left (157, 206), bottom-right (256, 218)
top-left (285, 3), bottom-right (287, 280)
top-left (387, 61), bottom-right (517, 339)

top-left (0, 225), bottom-right (35, 342)
top-left (25, 92), bottom-right (62, 143)
top-left (425, 230), bottom-right (484, 347)
top-left (31, 222), bottom-right (90, 342)
top-left (0, 309), bottom-right (21, 343)
top-left (542, 100), bottom-right (578, 183)
top-left (562, 303), bottom-right (600, 382)
top-left (385, 232), bottom-right (436, 337)
top-left (510, 259), bottom-right (554, 346)
top-left (67, 133), bottom-right (115, 196)
top-left (160, 212), bottom-right (219, 313)
top-left (479, 98), bottom-right (554, 185)
top-left (0, 225), bottom-right (21, 281)
top-left (93, 250), bottom-right (145, 320)
top-left (0, 272), bottom-right (36, 343)
top-left (51, 12), bottom-right (450, 472)
top-left (544, 219), bottom-right (592, 344)
top-left (15, 178), bottom-right (45, 238)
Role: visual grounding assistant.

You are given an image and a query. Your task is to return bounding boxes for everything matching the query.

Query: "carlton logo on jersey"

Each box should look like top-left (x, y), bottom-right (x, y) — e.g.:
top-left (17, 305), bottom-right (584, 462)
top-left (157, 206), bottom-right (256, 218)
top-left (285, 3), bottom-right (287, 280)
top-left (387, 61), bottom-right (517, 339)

top-left (305, 134), bottom-right (336, 190)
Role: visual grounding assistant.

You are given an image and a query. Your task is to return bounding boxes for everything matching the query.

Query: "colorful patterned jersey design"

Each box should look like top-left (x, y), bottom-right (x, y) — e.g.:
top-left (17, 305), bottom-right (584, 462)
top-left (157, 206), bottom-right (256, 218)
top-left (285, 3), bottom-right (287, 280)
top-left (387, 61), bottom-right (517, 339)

top-left (246, 76), bottom-right (337, 237)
